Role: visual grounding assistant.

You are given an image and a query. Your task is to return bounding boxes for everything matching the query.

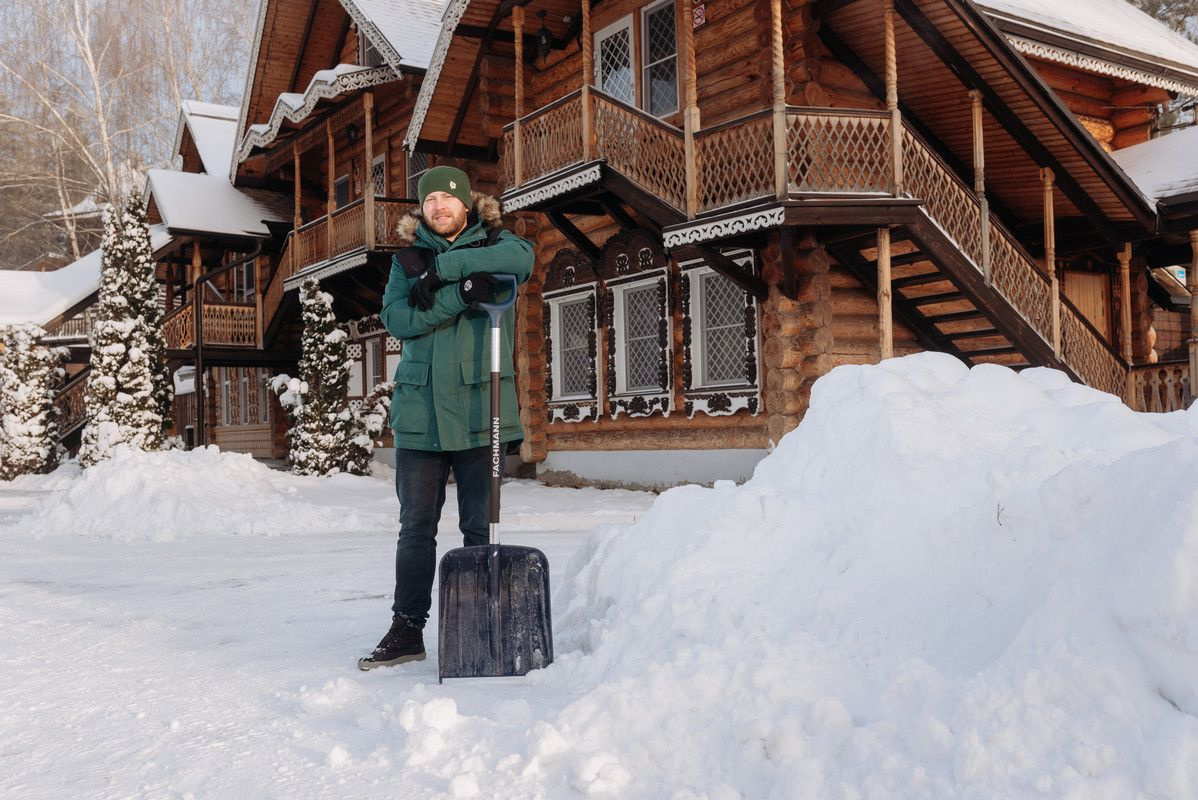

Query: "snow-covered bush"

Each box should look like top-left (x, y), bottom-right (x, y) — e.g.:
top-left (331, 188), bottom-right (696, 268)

top-left (273, 279), bottom-right (384, 476)
top-left (79, 196), bottom-right (173, 467)
top-left (0, 323), bottom-right (66, 479)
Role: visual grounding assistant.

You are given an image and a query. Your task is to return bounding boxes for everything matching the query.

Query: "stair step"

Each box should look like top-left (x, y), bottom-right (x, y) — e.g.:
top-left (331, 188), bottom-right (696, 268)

top-left (961, 346), bottom-right (1019, 357)
top-left (945, 328), bottom-right (1001, 340)
top-left (926, 310), bottom-right (986, 324)
top-left (908, 291), bottom-right (964, 306)
top-left (892, 272), bottom-right (947, 289)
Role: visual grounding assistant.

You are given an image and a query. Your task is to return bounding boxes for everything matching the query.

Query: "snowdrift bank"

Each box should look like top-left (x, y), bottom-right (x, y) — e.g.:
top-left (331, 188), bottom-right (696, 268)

top-left (18, 446), bottom-right (397, 540)
top-left (369, 354), bottom-right (1198, 798)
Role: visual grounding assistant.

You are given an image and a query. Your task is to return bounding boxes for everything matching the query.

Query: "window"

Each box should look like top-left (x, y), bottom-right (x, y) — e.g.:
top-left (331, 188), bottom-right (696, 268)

top-left (641, 1), bottom-right (678, 117)
top-left (370, 154), bottom-right (386, 197)
top-left (232, 260), bottom-right (255, 303)
top-left (334, 175), bottom-right (350, 208)
top-left (595, 17), bottom-right (635, 104)
top-left (696, 270), bottom-right (747, 387)
top-left (360, 32), bottom-right (385, 68)
top-left (239, 369), bottom-right (250, 424)
top-left (258, 371), bottom-right (271, 423)
top-left (551, 296), bottom-right (595, 399)
top-left (613, 279), bottom-right (666, 394)
top-left (406, 151), bottom-right (429, 200)
top-left (220, 368), bottom-right (231, 426)
top-left (365, 338), bottom-right (381, 388)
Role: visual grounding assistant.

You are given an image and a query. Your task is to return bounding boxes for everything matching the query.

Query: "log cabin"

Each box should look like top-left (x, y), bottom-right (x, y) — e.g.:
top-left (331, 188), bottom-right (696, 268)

top-left (400, 0), bottom-right (1198, 486)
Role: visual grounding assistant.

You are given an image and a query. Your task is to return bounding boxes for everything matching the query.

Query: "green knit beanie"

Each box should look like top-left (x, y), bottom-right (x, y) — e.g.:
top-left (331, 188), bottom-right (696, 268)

top-left (417, 166), bottom-right (472, 210)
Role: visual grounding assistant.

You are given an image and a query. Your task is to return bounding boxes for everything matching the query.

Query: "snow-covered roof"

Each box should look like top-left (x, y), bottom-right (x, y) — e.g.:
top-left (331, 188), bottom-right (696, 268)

top-left (234, 63), bottom-right (396, 164)
top-left (175, 101), bottom-right (239, 175)
top-left (0, 225), bottom-right (171, 326)
top-left (146, 169), bottom-right (289, 239)
top-left (1110, 126), bottom-right (1198, 203)
top-left (977, 0), bottom-right (1198, 95)
top-left (342, 0), bottom-right (446, 72)
top-left (404, 0), bottom-right (470, 150)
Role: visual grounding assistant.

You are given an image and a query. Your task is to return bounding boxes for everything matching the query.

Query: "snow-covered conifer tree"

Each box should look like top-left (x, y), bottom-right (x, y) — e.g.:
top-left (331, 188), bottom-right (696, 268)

top-left (0, 324), bottom-right (66, 479)
top-left (272, 279), bottom-right (365, 475)
top-left (79, 196), bottom-right (173, 467)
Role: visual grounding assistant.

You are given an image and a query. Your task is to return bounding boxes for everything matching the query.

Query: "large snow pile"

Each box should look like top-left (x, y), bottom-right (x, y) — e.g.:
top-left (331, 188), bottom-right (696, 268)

top-left (19, 446), bottom-right (398, 540)
top-left (380, 353), bottom-right (1198, 797)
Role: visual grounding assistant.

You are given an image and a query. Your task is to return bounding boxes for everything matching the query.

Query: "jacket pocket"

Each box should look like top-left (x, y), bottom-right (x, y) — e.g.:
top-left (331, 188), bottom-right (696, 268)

top-left (461, 360), bottom-right (516, 432)
top-left (390, 361), bottom-right (430, 434)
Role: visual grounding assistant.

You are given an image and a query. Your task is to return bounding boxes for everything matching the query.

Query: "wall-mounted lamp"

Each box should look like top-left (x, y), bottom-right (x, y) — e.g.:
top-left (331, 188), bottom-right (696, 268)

top-left (346, 123), bottom-right (359, 143)
top-left (535, 11), bottom-right (553, 61)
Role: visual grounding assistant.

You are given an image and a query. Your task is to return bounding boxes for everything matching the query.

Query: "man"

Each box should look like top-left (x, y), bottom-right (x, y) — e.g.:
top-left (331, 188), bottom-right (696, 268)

top-left (358, 166), bottom-right (533, 670)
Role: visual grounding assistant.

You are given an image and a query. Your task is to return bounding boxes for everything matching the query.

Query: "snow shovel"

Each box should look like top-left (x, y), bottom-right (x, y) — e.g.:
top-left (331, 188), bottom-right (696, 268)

top-left (438, 274), bottom-right (553, 682)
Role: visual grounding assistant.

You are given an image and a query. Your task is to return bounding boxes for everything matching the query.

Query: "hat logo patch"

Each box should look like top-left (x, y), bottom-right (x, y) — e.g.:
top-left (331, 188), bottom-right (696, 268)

top-left (449, 180), bottom-right (457, 189)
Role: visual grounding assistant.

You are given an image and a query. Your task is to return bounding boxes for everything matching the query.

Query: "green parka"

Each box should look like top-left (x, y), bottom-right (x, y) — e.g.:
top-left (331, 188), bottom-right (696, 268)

top-left (380, 193), bottom-right (534, 452)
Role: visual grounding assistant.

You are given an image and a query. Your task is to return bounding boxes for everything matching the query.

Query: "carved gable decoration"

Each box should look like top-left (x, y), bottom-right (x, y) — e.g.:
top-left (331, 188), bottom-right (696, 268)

top-left (544, 247), bottom-right (597, 293)
top-left (597, 229), bottom-right (668, 283)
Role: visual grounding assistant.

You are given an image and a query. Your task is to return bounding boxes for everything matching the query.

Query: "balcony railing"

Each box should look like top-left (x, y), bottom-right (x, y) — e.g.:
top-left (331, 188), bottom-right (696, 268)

top-left (1130, 361), bottom-right (1191, 412)
top-left (162, 301), bottom-right (257, 349)
top-left (44, 310), bottom-right (96, 341)
top-left (54, 368), bottom-right (89, 437)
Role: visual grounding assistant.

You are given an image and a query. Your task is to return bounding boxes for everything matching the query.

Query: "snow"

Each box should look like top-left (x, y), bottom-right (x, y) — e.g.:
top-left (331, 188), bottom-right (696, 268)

top-left (4, 353), bottom-right (1198, 797)
top-left (977, 0), bottom-right (1198, 75)
top-left (178, 100), bottom-right (238, 175)
top-left (1112, 124), bottom-right (1198, 203)
top-left (349, 0), bottom-right (446, 70)
top-left (146, 169), bottom-right (289, 239)
top-left (0, 225), bottom-right (170, 326)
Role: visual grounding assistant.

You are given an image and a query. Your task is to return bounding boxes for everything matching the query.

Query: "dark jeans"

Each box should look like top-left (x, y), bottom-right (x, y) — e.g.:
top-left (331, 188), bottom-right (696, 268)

top-left (392, 446), bottom-right (501, 627)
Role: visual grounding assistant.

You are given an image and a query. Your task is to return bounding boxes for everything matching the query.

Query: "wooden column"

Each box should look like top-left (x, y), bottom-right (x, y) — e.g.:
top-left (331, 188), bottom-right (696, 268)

top-left (771, 0), bottom-right (786, 201)
top-left (1042, 167), bottom-right (1059, 357)
top-left (1189, 230), bottom-right (1198, 397)
top-left (364, 91), bottom-right (376, 250)
top-left (971, 90), bottom-right (991, 284)
top-left (681, 0), bottom-right (700, 216)
top-left (292, 142), bottom-right (302, 230)
top-left (254, 256), bottom-right (264, 349)
top-left (1118, 242), bottom-right (1133, 366)
top-left (878, 227), bottom-right (894, 359)
top-left (326, 119), bottom-right (335, 260)
top-left (513, 6), bottom-right (525, 187)
top-left (580, 0), bottom-right (594, 161)
top-left (883, 0), bottom-right (903, 195)
top-left (191, 241), bottom-right (205, 447)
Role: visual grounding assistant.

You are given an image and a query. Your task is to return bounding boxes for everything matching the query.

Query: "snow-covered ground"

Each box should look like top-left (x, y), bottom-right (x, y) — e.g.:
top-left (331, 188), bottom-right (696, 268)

top-left (4, 352), bottom-right (1198, 799)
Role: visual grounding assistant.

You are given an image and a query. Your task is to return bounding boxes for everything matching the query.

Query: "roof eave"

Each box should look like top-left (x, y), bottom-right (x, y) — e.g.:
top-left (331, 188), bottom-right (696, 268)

top-left (404, 0), bottom-right (472, 151)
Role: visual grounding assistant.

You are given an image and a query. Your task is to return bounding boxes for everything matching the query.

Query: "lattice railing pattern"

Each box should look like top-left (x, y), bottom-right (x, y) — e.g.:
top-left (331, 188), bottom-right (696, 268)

top-left (329, 200), bottom-right (366, 258)
top-left (902, 132), bottom-right (983, 264)
top-left (263, 234), bottom-right (295, 331)
top-left (202, 303), bottom-right (257, 347)
top-left (1130, 362), bottom-right (1191, 412)
top-left (1060, 305), bottom-right (1130, 397)
top-left (296, 219), bottom-right (327, 271)
top-left (54, 370), bottom-right (89, 436)
top-left (162, 304), bottom-right (195, 349)
top-left (988, 226), bottom-right (1054, 338)
top-left (696, 113), bottom-right (772, 212)
top-left (787, 109), bottom-right (890, 194)
top-left (375, 198), bottom-right (412, 248)
top-left (593, 92), bottom-right (686, 210)
top-left (44, 311), bottom-right (95, 341)
top-left (509, 93), bottom-right (586, 190)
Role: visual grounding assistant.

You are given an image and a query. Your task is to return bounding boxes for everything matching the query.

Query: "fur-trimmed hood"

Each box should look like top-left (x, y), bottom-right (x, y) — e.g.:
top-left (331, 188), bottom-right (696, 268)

top-left (394, 191), bottom-right (502, 246)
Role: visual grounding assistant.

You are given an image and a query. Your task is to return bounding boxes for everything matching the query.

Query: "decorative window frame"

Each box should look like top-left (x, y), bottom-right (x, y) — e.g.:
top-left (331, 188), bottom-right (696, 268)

top-left (594, 15), bottom-right (637, 105)
top-left (679, 248), bottom-right (761, 418)
top-left (597, 230), bottom-right (673, 419)
top-left (334, 174), bottom-right (350, 208)
top-left (640, 0), bottom-right (679, 118)
top-left (542, 248), bottom-right (600, 424)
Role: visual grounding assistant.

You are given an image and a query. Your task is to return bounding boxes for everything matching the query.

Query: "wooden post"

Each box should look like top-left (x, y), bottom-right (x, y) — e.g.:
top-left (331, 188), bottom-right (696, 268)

top-left (1189, 230), bottom-right (1198, 402)
top-left (771, 0), bottom-right (786, 201)
top-left (254, 256), bottom-right (264, 349)
top-left (364, 91), bottom-right (376, 250)
top-left (292, 142), bottom-right (302, 230)
top-left (681, 0), bottom-right (700, 216)
top-left (883, 0), bottom-right (903, 195)
top-left (878, 227), bottom-right (894, 360)
top-left (1118, 242), bottom-right (1134, 403)
top-left (580, 0), bottom-right (594, 161)
top-left (191, 241), bottom-right (205, 447)
top-left (326, 119), bottom-right (335, 260)
top-left (971, 90), bottom-right (991, 284)
top-left (1042, 167), bottom-right (1059, 358)
top-left (513, 6), bottom-right (525, 187)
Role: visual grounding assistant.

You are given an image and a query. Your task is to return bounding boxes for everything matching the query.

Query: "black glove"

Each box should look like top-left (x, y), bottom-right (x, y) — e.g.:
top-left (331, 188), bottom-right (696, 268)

top-left (458, 272), bottom-right (497, 307)
top-left (407, 268), bottom-right (445, 311)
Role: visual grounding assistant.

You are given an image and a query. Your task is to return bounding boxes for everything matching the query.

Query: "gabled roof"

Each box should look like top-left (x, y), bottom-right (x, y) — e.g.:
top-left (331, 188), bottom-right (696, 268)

top-left (0, 226), bottom-right (171, 326)
top-left (977, 0), bottom-right (1198, 95)
top-left (1112, 125), bottom-right (1198, 204)
top-left (173, 101), bottom-right (239, 175)
top-left (146, 170), bottom-right (289, 240)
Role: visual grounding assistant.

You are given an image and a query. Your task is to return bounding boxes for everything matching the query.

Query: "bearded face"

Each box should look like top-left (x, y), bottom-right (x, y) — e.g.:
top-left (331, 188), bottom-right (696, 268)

top-left (422, 191), bottom-right (469, 241)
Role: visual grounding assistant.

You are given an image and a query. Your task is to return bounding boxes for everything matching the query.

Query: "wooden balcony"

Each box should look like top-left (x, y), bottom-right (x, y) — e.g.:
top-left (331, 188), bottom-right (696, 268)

top-left (262, 196), bottom-right (411, 330)
top-left (162, 301), bottom-right (258, 349)
top-left (1130, 361), bottom-right (1191, 412)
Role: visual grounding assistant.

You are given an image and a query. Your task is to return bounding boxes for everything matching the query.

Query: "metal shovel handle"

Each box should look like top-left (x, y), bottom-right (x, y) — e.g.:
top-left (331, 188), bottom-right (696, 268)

top-left (482, 273), bottom-right (518, 543)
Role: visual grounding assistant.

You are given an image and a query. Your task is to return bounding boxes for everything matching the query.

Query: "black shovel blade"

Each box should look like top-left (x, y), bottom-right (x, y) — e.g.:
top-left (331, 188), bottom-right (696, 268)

top-left (437, 544), bottom-right (554, 681)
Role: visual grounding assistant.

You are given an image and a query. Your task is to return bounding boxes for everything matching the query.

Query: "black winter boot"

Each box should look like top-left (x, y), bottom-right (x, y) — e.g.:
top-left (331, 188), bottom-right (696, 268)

top-left (357, 615), bottom-right (426, 670)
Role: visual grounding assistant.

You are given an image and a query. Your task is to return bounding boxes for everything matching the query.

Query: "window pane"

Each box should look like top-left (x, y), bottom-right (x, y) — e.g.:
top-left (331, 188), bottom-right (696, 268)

top-left (371, 158), bottom-right (386, 197)
top-left (700, 272), bottom-right (748, 386)
top-left (647, 59), bottom-right (678, 117)
top-left (599, 28), bottom-right (634, 103)
top-left (623, 285), bottom-right (661, 391)
top-left (334, 176), bottom-right (350, 208)
top-left (559, 298), bottom-right (592, 397)
top-left (646, 4), bottom-right (676, 63)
